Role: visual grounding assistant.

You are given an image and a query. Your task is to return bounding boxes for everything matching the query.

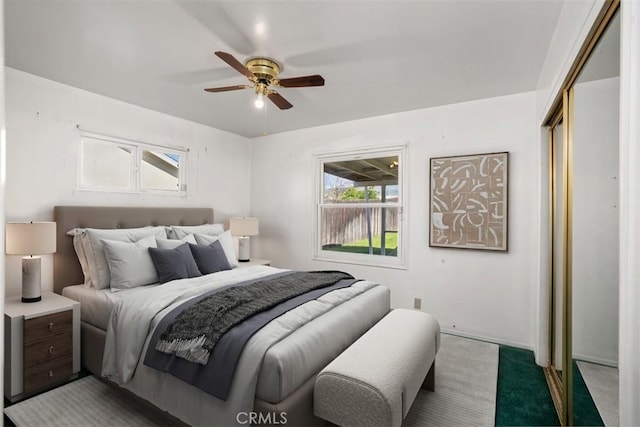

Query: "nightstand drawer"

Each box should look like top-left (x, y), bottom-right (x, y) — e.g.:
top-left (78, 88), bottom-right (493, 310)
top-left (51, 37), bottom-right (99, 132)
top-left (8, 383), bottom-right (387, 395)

top-left (23, 356), bottom-right (73, 394)
top-left (24, 310), bottom-right (72, 344)
top-left (24, 332), bottom-right (73, 368)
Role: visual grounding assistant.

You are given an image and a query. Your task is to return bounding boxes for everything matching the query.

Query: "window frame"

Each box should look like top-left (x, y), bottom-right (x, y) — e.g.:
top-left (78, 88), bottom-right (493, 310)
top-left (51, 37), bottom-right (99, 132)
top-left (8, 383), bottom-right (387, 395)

top-left (313, 143), bottom-right (408, 269)
top-left (78, 130), bottom-right (187, 196)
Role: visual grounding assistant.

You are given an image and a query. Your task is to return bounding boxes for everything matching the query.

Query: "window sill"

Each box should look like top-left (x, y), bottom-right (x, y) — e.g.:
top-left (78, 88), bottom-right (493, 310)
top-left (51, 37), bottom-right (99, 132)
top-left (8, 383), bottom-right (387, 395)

top-left (312, 252), bottom-right (407, 270)
top-left (76, 187), bottom-right (187, 197)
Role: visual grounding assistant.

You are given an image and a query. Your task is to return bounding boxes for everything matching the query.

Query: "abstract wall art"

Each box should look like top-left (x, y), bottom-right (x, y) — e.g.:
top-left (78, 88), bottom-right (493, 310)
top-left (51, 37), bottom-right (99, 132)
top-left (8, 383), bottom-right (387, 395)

top-left (429, 152), bottom-right (508, 251)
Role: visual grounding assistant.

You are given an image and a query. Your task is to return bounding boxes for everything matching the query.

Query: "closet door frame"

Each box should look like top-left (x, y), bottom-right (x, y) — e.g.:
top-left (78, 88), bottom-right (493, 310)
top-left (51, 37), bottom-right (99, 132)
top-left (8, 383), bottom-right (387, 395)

top-left (544, 94), bottom-right (573, 426)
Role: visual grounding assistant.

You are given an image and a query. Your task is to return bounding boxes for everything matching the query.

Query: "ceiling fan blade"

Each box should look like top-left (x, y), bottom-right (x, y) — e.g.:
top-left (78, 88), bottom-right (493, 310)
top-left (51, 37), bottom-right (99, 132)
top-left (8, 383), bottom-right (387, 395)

top-left (267, 91), bottom-right (293, 110)
top-left (204, 85), bottom-right (249, 93)
top-left (277, 75), bottom-right (325, 88)
top-left (214, 51), bottom-right (255, 79)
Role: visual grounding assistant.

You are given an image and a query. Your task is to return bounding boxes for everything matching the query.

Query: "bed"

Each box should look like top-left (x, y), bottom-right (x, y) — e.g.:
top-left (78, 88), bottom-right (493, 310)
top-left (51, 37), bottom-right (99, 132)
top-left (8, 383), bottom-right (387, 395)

top-left (53, 206), bottom-right (390, 426)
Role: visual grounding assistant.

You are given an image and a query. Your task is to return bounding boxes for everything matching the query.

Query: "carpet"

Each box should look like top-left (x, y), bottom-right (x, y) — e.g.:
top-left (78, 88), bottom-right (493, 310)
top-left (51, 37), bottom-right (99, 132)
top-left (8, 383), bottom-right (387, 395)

top-left (4, 376), bottom-right (167, 427)
top-left (577, 361), bottom-right (619, 426)
top-left (404, 334), bottom-right (499, 427)
top-left (495, 345), bottom-right (559, 426)
top-left (573, 360), bottom-right (605, 426)
top-left (5, 334), bottom-right (498, 427)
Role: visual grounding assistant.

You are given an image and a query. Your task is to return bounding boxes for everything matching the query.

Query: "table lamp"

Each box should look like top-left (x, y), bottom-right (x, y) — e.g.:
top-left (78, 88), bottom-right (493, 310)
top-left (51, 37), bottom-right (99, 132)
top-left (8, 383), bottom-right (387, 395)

top-left (6, 221), bottom-right (57, 302)
top-left (230, 217), bottom-right (259, 262)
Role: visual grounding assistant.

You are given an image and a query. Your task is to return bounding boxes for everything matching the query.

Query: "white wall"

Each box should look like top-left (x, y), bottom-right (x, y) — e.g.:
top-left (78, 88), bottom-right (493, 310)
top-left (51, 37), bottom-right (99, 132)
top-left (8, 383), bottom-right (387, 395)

top-left (4, 68), bottom-right (253, 296)
top-left (618, 1), bottom-right (640, 424)
top-left (251, 92), bottom-right (538, 348)
top-left (572, 77), bottom-right (619, 366)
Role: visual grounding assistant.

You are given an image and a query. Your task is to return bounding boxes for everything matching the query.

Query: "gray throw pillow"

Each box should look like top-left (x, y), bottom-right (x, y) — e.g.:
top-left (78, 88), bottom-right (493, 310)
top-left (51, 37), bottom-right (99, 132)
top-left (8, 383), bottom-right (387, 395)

top-left (149, 249), bottom-right (188, 283)
top-left (149, 246), bottom-right (189, 283)
top-left (176, 243), bottom-right (202, 278)
top-left (149, 243), bottom-right (202, 283)
top-left (189, 241), bottom-right (231, 275)
top-left (102, 235), bottom-right (158, 291)
top-left (194, 231), bottom-right (238, 267)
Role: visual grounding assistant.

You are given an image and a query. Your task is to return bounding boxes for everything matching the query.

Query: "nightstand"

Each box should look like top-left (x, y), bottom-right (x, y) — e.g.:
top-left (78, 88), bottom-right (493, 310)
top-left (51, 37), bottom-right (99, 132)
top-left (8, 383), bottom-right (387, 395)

top-left (4, 292), bottom-right (80, 402)
top-left (237, 258), bottom-right (271, 267)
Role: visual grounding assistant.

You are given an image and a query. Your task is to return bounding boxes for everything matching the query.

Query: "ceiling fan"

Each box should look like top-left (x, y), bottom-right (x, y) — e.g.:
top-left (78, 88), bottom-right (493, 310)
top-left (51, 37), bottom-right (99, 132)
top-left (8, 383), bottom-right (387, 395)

top-left (204, 51), bottom-right (325, 110)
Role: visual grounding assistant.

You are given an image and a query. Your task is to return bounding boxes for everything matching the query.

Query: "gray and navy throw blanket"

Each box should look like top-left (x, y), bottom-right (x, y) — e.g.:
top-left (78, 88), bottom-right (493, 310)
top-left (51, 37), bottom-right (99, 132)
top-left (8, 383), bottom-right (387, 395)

top-left (144, 270), bottom-right (358, 400)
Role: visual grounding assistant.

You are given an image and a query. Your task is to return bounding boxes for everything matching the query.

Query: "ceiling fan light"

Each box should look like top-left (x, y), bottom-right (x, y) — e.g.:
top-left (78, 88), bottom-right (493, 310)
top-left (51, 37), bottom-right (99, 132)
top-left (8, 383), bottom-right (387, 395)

top-left (254, 92), bottom-right (264, 109)
top-left (254, 21), bottom-right (266, 36)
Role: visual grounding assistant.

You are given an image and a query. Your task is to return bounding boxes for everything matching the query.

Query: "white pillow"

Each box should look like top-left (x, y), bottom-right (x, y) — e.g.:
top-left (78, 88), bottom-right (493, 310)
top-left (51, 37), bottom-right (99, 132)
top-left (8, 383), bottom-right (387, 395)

top-left (156, 234), bottom-right (197, 249)
top-left (102, 235), bottom-right (158, 291)
top-left (194, 230), bottom-right (238, 267)
top-left (168, 224), bottom-right (224, 240)
top-left (83, 226), bottom-right (167, 290)
top-left (66, 228), bottom-right (92, 287)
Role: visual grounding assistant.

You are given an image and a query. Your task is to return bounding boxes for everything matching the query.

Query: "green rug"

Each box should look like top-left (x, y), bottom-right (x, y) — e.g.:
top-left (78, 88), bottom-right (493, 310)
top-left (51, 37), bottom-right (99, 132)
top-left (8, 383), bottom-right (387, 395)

top-left (495, 345), bottom-right (605, 426)
top-left (573, 361), bottom-right (605, 426)
top-left (495, 345), bottom-right (560, 426)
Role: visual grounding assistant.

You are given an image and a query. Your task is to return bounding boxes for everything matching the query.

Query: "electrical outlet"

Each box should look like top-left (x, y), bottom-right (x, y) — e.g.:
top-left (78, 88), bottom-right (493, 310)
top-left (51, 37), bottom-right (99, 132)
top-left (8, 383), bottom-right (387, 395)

top-left (414, 298), bottom-right (422, 310)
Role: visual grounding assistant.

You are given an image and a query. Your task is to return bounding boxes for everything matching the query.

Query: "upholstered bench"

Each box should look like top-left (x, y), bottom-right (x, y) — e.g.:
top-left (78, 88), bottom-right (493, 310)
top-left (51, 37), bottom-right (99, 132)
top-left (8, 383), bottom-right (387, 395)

top-left (314, 309), bottom-right (440, 427)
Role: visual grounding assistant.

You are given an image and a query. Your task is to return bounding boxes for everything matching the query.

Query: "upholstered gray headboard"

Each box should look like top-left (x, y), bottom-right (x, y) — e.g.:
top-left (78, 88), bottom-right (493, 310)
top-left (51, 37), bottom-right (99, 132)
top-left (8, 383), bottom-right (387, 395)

top-left (53, 206), bottom-right (214, 294)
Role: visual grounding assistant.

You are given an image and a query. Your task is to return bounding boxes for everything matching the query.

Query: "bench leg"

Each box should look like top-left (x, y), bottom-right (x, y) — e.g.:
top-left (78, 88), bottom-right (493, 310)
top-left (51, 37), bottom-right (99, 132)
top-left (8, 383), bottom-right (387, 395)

top-left (421, 361), bottom-right (435, 391)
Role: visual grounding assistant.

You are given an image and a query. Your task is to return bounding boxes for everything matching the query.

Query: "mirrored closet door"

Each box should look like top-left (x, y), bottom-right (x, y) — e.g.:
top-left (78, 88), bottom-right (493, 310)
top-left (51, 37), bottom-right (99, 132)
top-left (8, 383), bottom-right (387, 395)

top-left (571, 9), bottom-right (620, 427)
top-left (545, 2), bottom-right (620, 425)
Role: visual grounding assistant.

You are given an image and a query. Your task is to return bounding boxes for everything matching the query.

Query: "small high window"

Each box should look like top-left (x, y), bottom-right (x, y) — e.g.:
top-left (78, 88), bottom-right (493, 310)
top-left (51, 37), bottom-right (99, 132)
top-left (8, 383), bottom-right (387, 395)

top-left (79, 131), bottom-right (186, 195)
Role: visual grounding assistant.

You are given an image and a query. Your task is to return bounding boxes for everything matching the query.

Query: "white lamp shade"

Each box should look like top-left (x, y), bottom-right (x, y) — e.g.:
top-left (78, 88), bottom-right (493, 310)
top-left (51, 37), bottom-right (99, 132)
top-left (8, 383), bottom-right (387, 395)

top-left (6, 222), bottom-right (57, 255)
top-left (230, 217), bottom-right (259, 237)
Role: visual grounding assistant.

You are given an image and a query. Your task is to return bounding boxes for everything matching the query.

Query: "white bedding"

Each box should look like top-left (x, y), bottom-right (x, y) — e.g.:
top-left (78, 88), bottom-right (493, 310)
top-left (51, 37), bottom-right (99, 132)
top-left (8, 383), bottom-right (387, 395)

top-left (101, 265), bottom-right (389, 426)
top-left (62, 284), bottom-right (160, 330)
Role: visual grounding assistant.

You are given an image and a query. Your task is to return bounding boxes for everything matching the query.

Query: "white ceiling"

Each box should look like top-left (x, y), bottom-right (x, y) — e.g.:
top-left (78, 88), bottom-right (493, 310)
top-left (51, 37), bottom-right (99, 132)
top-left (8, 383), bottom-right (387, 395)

top-left (5, 0), bottom-right (562, 138)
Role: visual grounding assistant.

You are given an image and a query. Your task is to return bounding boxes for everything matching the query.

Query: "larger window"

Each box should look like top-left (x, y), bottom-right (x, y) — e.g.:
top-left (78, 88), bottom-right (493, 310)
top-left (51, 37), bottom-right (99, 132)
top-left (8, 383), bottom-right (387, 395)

top-left (315, 145), bottom-right (406, 268)
top-left (79, 131), bottom-right (186, 195)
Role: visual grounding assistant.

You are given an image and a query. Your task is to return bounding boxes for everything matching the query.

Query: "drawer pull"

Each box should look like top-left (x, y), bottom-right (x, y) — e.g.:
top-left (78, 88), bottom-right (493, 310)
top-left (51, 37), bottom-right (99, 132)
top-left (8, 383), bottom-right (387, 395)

top-left (48, 370), bottom-right (54, 378)
top-left (48, 322), bottom-right (54, 331)
top-left (48, 346), bottom-right (54, 354)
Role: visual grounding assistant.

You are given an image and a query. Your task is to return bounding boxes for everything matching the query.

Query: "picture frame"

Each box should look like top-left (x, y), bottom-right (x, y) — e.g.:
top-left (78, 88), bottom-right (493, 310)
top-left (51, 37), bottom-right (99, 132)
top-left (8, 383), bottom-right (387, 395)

top-left (429, 151), bottom-right (508, 251)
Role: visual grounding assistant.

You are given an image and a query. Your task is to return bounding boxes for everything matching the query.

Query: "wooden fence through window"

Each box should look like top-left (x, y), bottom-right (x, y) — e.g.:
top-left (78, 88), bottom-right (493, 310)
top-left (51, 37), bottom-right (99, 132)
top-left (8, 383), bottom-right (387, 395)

top-left (321, 207), bottom-right (399, 246)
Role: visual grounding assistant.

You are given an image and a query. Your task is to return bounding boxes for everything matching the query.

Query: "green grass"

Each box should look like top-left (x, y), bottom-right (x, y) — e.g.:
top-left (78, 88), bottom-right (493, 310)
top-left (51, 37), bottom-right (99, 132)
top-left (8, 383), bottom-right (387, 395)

top-left (322, 232), bottom-right (398, 256)
top-left (348, 232), bottom-right (397, 249)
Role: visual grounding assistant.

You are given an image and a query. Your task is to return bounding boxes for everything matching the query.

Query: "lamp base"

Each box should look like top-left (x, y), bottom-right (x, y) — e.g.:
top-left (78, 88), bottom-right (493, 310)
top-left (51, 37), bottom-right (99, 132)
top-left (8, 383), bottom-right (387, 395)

top-left (238, 236), bottom-right (251, 262)
top-left (22, 256), bottom-right (42, 303)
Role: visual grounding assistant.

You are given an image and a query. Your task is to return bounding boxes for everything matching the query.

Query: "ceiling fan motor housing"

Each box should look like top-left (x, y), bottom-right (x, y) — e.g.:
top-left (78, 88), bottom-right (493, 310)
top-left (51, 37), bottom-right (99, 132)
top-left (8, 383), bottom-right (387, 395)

top-left (246, 58), bottom-right (281, 85)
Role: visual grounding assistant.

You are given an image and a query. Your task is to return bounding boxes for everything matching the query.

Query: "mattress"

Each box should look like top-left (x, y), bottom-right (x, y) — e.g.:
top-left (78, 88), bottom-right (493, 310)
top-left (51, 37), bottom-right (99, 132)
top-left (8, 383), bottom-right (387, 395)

top-left (62, 285), bottom-right (115, 329)
top-left (256, 282), bottom-right (389, 403)
top-left (62, 284), bottom-right (162, 330)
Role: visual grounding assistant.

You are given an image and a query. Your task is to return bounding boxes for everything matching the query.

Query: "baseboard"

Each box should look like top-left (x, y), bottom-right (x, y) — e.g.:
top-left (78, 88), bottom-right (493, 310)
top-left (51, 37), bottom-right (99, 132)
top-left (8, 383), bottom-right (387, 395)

top-left (440, 328), bottom-right (532, 351)
top-left (573, 353), bottom-right (618, 368)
